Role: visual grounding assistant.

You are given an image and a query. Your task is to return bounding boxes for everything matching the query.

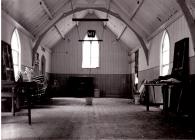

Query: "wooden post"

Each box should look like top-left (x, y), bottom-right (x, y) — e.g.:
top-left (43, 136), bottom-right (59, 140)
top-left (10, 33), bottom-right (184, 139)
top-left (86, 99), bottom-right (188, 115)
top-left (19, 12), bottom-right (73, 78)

top-left (12, 87), bottom-right (15, 116)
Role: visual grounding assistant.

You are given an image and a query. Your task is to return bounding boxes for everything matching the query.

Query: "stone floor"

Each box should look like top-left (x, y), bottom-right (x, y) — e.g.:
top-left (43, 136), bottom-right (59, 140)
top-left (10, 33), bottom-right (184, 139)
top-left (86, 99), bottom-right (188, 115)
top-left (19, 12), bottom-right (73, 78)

top-left (1, 98), bottom-right (195, 140)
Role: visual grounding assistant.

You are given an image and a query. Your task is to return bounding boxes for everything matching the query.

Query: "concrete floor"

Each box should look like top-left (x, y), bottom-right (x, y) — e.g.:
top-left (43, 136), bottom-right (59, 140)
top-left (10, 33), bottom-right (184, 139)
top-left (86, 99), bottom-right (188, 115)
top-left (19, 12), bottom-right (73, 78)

top-left (1, 98), bottom-right (195, 139)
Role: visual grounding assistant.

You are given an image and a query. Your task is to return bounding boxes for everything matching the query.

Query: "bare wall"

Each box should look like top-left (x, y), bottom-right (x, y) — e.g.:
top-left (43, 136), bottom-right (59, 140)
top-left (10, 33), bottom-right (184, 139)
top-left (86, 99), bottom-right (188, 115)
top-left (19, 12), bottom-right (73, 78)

top-left (139, 15), bottom-right (195, 74)
top-left (1, 11), bottom-right (52, 74)
top-left (1, 11), bottom-right (33, 68)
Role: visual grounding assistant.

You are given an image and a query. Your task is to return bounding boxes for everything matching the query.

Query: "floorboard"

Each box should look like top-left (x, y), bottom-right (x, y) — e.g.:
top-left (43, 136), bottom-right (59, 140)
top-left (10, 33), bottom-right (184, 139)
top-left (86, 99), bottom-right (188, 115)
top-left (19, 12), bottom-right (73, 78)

top-left (1, 98), bottom-right (195, 139)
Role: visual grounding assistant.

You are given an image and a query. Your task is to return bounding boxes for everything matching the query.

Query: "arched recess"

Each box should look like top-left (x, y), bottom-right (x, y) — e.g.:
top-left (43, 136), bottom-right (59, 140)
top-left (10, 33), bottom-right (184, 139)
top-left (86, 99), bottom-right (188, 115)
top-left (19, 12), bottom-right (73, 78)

top-left (176, 0), bottom-right (195, 52)
top-left (41, 55), bottom-right (46, 75)
top-left (32, 7), bottom-right (149, 65)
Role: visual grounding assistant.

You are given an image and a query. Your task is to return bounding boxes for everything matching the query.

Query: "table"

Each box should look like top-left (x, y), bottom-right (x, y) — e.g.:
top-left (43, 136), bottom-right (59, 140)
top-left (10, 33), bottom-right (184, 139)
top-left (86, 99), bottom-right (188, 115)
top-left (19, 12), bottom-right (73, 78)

top-left (144, 82), bottom-right (182, 113)
top-left (1, 81), bottom-right (16, 116)
top-left (16, 81), bottom-right (37, 125)
top-left (1, 81), bottom-right (36, 125)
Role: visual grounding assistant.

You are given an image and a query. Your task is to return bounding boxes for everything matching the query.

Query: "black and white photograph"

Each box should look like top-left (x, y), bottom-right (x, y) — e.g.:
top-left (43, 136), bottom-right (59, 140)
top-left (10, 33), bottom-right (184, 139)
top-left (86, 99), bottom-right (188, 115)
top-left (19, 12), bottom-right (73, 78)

top-left (1, 0), bottom-right (195, 139)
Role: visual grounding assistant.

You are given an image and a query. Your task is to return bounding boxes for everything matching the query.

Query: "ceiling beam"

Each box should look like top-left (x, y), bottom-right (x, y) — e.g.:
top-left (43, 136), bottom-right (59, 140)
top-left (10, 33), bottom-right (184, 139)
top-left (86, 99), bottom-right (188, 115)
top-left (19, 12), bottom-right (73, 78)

top-left (33, 7), bottom-right (149, 65)
top-left (112, 0), bottom-right (150, 37)
top-left (71, 0), bottom-right (81, 40)
top-left (32, 1), bottom-right (73, 63)
top-left (147, 10), bottom-right (183, 41)
top-left (130, 0), bottom-right (144, 21)
top-left (72, 18), bottom-right (108, 21)
top-left (97, 0), bottom-right (112, 41)
top-left (176, 0), bottom-right (195, 52)
top-left (74, 3), bottom-right (106, 8)
top-left (40, 0), bottom-right (65, 40)
top-left (116, 25), bottom-right (127, 41)
top-left (99, 21), bottom-right (130, 52)
top-left (112, 0), bottom-right (129, 18)
top-left (110, 2), bottom-right (149, 64)
top-left (78, 39), bottom-right (103, 42)
top-left (55, 25), bottom-right (65, 40)
top-left (40, 0), bottom-right (53, 19)
top-left (36, 0), bottom-right (75, 37)
top-left (104, 0), bottom-right (112, 28)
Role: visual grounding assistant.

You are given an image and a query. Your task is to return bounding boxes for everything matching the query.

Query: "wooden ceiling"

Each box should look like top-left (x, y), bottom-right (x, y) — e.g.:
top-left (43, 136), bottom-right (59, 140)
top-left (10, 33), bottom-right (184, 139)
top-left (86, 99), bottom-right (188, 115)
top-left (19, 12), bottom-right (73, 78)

top-left (2, 0), bottom-right (194, 51)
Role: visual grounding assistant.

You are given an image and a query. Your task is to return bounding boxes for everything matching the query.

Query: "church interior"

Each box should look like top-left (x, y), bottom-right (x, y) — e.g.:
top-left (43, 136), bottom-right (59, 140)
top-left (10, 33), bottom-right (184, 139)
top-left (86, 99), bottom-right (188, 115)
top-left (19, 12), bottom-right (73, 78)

top-left (1, 0), bottom-right (195, 139)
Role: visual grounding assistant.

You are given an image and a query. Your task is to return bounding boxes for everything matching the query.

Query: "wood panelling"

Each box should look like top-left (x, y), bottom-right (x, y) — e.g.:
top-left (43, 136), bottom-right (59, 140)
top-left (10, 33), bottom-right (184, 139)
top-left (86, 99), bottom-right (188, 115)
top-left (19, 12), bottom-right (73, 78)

top-left (51, 14), bottom-right (130, 75)
top-left (49, 73), bottom-right (132, 98)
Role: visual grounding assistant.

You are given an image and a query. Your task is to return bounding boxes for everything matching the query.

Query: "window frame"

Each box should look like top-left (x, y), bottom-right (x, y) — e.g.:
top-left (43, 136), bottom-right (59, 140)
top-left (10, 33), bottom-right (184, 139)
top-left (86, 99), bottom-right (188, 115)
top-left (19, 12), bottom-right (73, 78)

top-left (160, 30), bottom-right (170, 76)
top-left (82, 34), bottom-right (100, 69)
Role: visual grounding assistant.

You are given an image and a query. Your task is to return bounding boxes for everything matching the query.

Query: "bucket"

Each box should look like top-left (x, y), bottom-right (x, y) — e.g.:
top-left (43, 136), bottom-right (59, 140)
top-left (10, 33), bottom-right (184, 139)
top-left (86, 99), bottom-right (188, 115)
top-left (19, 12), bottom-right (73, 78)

top-left (94, 89), bottom-right (100, 98)
top-left (134, 95), bottom-right (140, 105)
top-left (86, 97), bottom-right (93, 105)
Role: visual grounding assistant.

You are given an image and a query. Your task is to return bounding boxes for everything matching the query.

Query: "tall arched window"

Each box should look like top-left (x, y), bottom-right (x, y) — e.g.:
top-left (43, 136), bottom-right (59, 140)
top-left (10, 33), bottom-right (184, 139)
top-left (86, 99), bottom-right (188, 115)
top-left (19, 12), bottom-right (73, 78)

top-left (82, 34), bottom-right (99, 68)
top-left (11, 29), bottom-right (21, 80)
top-left (160, 31), bottom-right (170, 76)
top-left (41, 55), bottom-right (46, 75)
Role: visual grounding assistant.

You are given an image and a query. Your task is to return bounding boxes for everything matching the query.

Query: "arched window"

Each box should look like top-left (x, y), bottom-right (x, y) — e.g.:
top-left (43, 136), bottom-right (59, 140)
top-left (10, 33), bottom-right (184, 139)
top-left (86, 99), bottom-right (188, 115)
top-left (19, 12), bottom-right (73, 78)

top-left (41, 55), bottom-right (46, 75)
top-left (82, 34), bottom-right (99, 68)
top-left (11, 29), bottom-right (21, 80)
top-left (160, 31), bottom-right (170, 76)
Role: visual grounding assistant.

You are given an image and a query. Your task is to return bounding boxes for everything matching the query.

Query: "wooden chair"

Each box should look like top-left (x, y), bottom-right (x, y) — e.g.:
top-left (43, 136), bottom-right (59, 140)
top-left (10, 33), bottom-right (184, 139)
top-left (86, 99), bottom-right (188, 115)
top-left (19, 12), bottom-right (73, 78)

top-left (32, 75), bottom-right (48, 103)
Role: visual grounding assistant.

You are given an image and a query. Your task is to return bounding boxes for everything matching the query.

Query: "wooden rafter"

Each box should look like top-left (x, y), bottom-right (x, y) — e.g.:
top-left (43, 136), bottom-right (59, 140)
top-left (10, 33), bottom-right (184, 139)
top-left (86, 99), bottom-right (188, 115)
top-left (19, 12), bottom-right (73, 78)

top-left (112, 0), bottom-right (150, 36)
top-left (55, 25), bottom-right (65, 40)
top-left (40, 0), bottom-right (65, 40)
top-left (72, 18), bottom-right (108, 21)
top-left (147, 11), bottom-right (183, 41)
top-left (116, 25), bottom-right (127, 41)
top-left (40, 0), bottom-right (53, 19)
top-left (71, 0), bottom-right (81, 41)
top-left (130, 0), bottom-right (144, 21)
top-left (33, 7), bottom-right (149, 65)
